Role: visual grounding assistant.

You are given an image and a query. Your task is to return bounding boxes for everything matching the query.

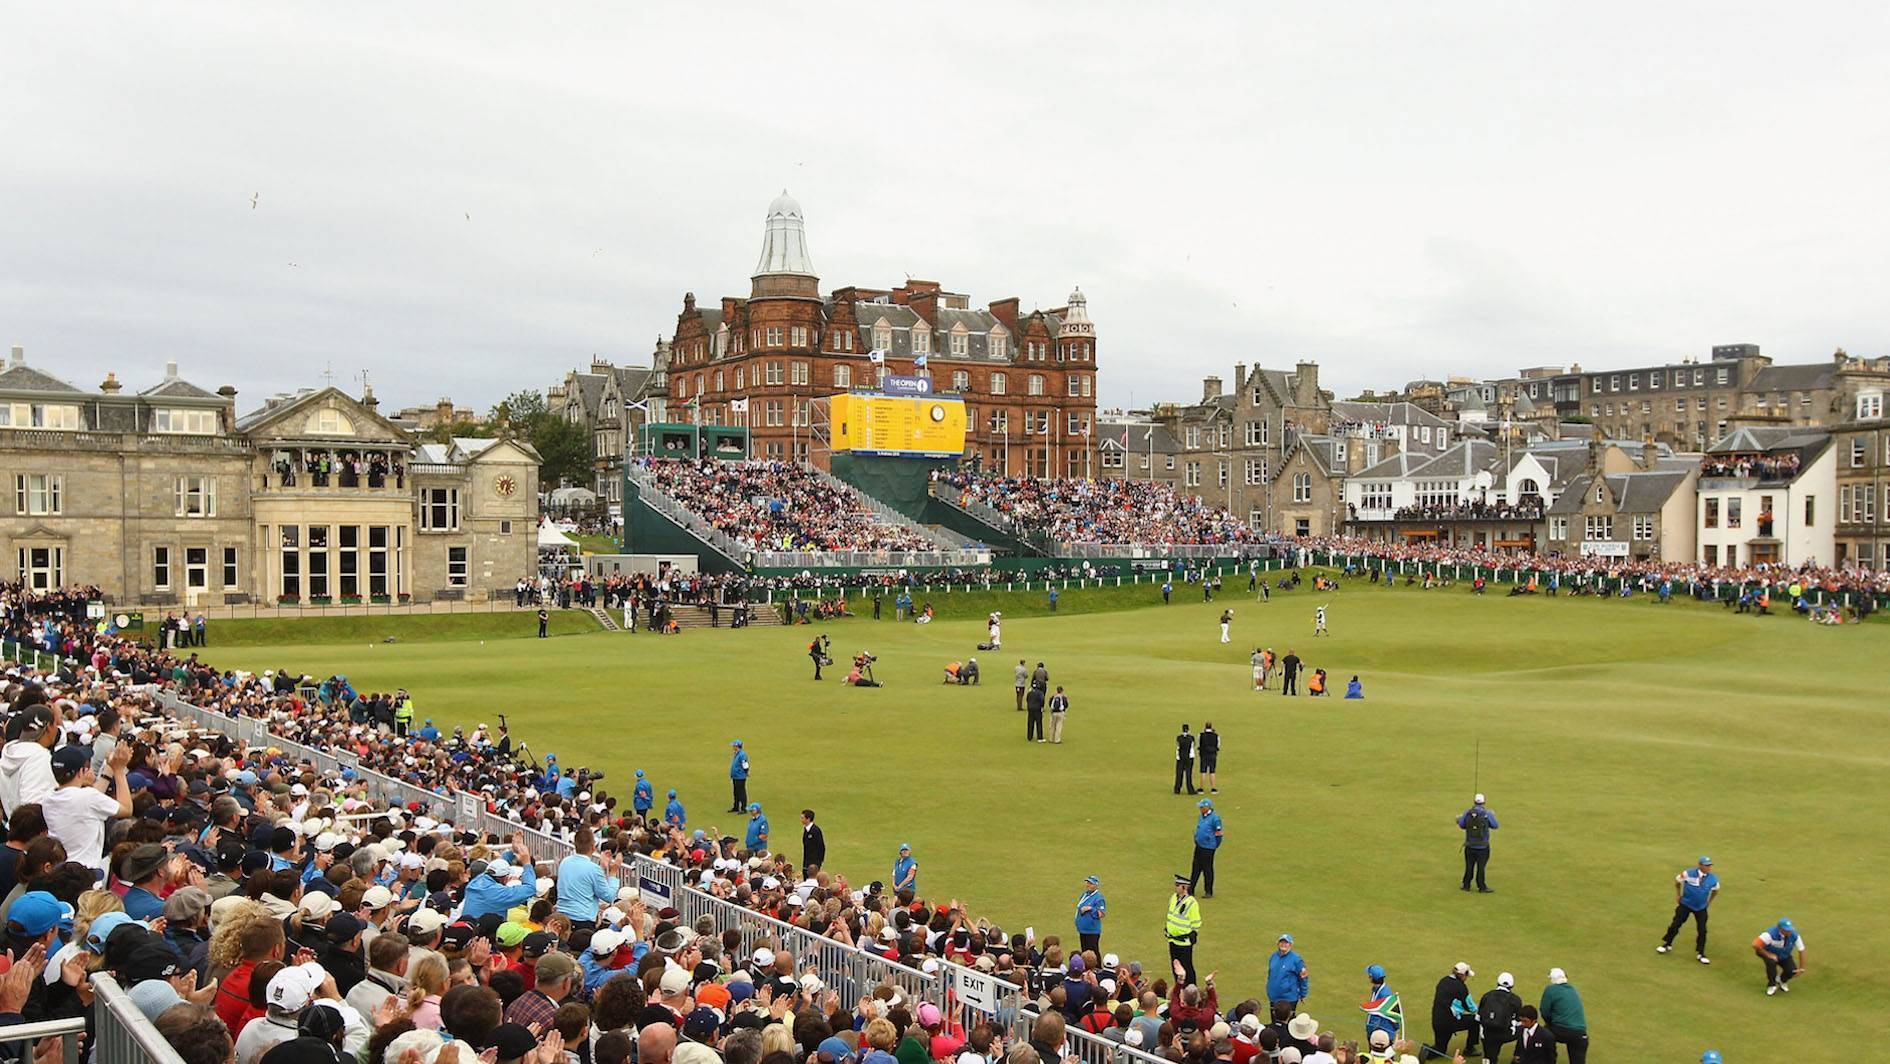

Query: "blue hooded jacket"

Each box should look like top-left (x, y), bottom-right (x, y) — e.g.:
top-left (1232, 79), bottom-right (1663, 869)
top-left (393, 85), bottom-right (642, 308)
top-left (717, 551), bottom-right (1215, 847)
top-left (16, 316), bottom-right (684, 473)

top-left (1267, 949), bottom-right (1309, 1003)
top-left (461, 862), bottom-right (538, 919)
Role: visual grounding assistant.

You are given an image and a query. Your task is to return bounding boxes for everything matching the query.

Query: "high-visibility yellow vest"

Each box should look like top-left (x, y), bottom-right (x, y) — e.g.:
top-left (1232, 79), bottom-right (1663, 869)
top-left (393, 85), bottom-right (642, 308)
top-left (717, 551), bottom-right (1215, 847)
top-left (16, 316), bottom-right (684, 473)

top-left (1165, 894), bottom-right (1201, 943)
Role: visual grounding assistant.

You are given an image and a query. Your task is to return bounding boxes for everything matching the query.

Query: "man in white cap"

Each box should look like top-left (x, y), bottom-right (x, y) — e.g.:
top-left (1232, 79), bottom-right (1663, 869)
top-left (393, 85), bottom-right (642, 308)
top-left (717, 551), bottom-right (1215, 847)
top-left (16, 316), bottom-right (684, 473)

top-left (1455, 794), bottom-right (1497, 893)
top-left (1424, 962), bottom-right (1477, 1061)
top-left (233, 961), bottom-right (369, 1064)
top-left (1476, 972), bottom-right (1522, 1063)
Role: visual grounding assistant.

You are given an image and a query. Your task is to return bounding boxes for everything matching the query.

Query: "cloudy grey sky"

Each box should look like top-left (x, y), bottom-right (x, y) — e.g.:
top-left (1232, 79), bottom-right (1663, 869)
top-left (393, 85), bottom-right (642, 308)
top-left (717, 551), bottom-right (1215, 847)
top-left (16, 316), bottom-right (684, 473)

top-left (5, 3), bottom-right (1888, 414)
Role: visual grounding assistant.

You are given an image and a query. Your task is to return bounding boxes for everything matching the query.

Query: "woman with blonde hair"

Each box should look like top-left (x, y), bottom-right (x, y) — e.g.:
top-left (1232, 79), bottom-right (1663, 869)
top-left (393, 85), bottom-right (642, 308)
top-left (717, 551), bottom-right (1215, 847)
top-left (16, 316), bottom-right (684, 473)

top-left (760, 1020), bottom-right (799, 1059)
top-left (407, 953), bottom-right (449, 1030)
top-left (206, 899), bottom-right (271, 977)
top-left (62, 890), bottom-right (126, 973)
top-left (861, 1018), bottom-right (900, 1064)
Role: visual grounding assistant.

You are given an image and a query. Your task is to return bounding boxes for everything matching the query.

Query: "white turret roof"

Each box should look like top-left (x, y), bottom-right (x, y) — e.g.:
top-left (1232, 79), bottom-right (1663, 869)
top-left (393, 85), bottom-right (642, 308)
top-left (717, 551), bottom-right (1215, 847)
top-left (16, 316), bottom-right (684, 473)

top-left (753, 190), bottom-right (816, 277)
top-left (1060, 286), bottom-right (1094, 337)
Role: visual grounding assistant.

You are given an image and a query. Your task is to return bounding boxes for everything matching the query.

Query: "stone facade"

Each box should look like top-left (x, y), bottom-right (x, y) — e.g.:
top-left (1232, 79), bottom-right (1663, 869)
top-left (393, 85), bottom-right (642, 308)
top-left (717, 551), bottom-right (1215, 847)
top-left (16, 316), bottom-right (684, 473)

top-left (667, 193), bottom-right (1099, 476)
top-left (1834, 383), bottom-right (1888, 569)
top-left (1, 347), bottom-right (538, 604)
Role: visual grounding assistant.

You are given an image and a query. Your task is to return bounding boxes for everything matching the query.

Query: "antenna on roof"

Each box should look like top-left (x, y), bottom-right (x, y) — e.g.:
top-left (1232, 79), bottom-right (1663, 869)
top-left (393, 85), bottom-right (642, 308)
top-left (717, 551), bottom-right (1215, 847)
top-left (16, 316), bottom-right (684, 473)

top-left (321, 362), bottom-right (335, 386)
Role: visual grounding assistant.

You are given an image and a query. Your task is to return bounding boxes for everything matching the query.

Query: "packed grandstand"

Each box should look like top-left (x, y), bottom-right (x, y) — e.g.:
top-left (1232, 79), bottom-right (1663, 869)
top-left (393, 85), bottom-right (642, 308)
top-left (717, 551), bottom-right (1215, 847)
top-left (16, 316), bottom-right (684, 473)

top-left (931, 473), bottom-right (1264, 547)
top-left (639, 459), bottom-right (941, 555)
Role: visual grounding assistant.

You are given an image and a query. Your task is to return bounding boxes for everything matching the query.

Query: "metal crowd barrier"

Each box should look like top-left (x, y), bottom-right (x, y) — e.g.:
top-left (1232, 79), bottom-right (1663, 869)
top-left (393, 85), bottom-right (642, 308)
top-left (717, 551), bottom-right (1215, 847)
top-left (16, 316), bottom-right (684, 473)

top-left (92, 972), bottom-right (189, 1064)
top-left (1063, 1025), bottom-right (1174, 1064)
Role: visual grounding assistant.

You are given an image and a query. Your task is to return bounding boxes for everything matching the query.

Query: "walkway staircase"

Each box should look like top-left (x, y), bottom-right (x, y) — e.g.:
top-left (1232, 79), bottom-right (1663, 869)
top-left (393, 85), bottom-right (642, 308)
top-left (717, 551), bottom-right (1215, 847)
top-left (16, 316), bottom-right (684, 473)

top-left (587, 607), bottom-right (620, 631)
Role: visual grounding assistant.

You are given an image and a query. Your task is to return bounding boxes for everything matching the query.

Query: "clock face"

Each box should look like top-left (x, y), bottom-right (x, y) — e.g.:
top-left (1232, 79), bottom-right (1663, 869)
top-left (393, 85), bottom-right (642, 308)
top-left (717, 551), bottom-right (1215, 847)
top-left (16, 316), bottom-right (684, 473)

top-left (494, 475), bottom-right (517, 498)
top-left (929, 404), bottom-right (946, 423)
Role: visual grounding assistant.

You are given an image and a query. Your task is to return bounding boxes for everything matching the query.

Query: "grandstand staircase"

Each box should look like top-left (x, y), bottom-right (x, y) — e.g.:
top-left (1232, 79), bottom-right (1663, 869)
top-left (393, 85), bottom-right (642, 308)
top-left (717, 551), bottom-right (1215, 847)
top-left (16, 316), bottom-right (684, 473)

top-left (623, 466), bottom-right (750, 573)
top-left (924, 489), bottom-right (1050, 556)
top-left (804, 466), bottom-right (957, 549)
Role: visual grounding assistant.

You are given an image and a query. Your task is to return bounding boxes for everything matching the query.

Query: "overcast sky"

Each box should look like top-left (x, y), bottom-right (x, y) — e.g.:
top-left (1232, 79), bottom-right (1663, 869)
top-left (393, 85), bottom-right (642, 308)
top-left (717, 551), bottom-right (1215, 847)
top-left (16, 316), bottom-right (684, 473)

top-left (5, 3), bottom-right (1888, 415)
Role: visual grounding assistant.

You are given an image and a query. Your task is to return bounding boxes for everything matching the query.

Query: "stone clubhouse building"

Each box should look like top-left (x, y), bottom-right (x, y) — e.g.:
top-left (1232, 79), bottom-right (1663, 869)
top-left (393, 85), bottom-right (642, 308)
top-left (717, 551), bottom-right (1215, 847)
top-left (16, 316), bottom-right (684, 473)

top-left (1, 346), bottom-right (539, 606)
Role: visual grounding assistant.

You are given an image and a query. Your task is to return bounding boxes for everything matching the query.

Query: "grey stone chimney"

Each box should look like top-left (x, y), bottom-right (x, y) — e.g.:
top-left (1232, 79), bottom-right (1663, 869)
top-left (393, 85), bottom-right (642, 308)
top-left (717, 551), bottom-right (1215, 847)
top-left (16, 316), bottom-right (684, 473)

top-left (8, 345), bottom-right (22, 370)
top-left (100, 372), bottom-right (122, 394)
top-left (1202, 376), bottom-right (1222, 403)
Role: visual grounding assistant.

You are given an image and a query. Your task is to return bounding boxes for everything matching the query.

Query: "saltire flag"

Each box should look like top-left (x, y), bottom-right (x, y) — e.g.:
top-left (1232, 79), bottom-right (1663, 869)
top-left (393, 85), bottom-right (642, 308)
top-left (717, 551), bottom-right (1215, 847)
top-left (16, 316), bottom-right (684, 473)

top-left (912, 352), bottom-right (928, 369)
top-left (1359, 991), bottom-right (1402, 1032)
top-left (868, 349), bottom-right (886, 365)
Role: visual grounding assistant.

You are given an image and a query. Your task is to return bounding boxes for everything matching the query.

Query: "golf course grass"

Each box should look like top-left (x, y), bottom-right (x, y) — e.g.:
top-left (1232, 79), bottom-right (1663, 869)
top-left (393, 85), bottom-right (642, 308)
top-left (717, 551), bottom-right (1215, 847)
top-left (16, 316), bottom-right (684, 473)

top-left (204, 581), bottom-right (1887, 1058)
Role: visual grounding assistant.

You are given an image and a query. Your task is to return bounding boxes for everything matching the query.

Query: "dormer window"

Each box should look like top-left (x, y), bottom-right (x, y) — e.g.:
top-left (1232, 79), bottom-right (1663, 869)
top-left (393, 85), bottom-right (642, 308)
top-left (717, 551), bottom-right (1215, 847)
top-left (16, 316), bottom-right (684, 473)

top-left (872, 320), bottom-right (892, 352)
top-left (988, 331), bottom-right (1008, 360)
top-left (153, 408), bottom-right (217, 434)
top-left (0, 403), bottom-right (81, 430)
top-left (950, 326), bottom-right (969, 356)
top-left (911, 324), bottom-right (930, 354)
top-left (1860, 393), bottom-right (1884, 420)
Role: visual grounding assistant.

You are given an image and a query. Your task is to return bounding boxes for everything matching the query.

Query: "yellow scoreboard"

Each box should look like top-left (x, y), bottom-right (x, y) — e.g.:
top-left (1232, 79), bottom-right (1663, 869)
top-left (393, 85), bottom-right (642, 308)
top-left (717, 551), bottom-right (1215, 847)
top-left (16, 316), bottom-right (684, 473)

top-left (830, 392), bottom-right (967, 457)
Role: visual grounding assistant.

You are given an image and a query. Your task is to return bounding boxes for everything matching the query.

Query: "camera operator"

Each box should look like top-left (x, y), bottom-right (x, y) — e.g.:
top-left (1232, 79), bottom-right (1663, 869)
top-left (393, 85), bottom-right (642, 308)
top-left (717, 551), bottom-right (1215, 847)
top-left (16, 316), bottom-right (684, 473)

top-left (808, 634), bottom-right (833, 680)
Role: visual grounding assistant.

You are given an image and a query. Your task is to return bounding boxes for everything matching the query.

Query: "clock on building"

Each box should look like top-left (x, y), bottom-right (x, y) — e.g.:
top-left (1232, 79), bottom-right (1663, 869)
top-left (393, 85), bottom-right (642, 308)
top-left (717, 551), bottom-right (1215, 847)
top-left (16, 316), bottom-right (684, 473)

top-left (493, 474), bottom-right (517, 498)
top-left (929, 403), bottom-right (947, 422)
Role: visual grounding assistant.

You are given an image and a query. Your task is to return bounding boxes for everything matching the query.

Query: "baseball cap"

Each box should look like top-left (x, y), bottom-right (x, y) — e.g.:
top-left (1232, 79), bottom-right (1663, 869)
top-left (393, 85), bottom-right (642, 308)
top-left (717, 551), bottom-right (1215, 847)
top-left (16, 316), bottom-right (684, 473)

top-left (8, 892), bottom-right (74, 937)
top-left (1084, 875), bottom-right (1099, 885)
top-left (407, 909), bottom-right (448, 936)
top-left (485, 859), bottom-right (514, 880)
top-left (86, 912), bottom-right (145, 954)
top-left (266, 962), bottom-right (325, 1012)
top-left (1474, 793), bottom-right (1486, 804)
top-left (917, 1003), bottom-right (942, 1027)
top-left (50, 746), bottom-right (90, 780)
top-left (1102, 952), bottom-right (1119, 968)
top-left (1496, 972), bottom-right (1514, 989)
top-left (1369, 1030), bottom-right (1392, 1050)
top-left (299, 893), bottom-right (339, 920)
top-left (684, 1005), bottom-right (721, 1041)
top-left (489, 1024), bottom-right (539, 1062)
top-left (659, 965), bottom-right (691, 994)
top-left (124, 940), bottom-right (186, 984)
top-left (818, 1037), bottom-right (857, 1063)
top-left (1197, 798), bottom-right (1212, 809)
top-left (1776, 918), bottom-right (1795, 932)
top-left (327, 913), bottom-right (367, 943)
top-left (361, 885), bottom-right (395, 910)
top-left (521, 931), bottom-right (556, 958)
top-left (534, 951), bottom-right (579, 985)
top-left (1277, 933), bottom-right (1293, 944)
top-left (1068, 955), bottom-right (1086, 973)
top-left (1547, 967), bottom-right (1568, 984)
top-left (495, 922), bottom-right (529, 948)
top-left (731, 739), bottom-right (742, 747)
top-left (1698, 855), bottom-right (1713, 866)
top-left (1452, 962), bottom-right (1474, 977)
top-left (590, 928), bottom-right (625, 955)
top-left (1365, 963), bottom-right (1386, 980)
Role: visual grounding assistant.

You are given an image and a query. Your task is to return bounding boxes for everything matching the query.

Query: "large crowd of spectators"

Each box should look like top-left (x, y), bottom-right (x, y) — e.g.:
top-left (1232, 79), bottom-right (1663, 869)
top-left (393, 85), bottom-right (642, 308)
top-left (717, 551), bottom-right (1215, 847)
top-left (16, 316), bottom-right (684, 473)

top-left (933, 474), bottom-right (1263, 548)
top-left (1289, 535), bottom-right (1890, 603)
top-left (643, 460), bottom-right (939, 555)
top-left (1361, 501), bottom-right (1543, 522)
top-left (1699, 452), bottom-right (1801, 481)
top-left (2, 580), bottom-right (1603, 1064)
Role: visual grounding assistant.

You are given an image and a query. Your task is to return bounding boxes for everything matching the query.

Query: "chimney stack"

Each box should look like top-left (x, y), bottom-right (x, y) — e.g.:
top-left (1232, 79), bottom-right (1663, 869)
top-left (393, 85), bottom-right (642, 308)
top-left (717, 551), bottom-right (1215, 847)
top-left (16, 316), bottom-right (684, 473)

top-left (162, 359), bottom-right (179, 382)
top-left (1234, 363), bottom-right (1247, 393)
top-left (1202, 376), bottom-right (1223, 403)
top-left (1641, 439), bottom-right (1659, 470)
top-left (363, 383), bottom-right (379, 410)
top-left (100, 372), bottom-right (121, 394)
top-left (8, 345), bottom-right (21, 370)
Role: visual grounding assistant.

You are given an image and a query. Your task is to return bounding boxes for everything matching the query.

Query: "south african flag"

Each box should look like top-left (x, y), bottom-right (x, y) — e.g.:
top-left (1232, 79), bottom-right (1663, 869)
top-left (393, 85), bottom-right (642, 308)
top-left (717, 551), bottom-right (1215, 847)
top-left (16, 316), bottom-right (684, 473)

top-left (1360, 990), bottom-right (1403, 1031)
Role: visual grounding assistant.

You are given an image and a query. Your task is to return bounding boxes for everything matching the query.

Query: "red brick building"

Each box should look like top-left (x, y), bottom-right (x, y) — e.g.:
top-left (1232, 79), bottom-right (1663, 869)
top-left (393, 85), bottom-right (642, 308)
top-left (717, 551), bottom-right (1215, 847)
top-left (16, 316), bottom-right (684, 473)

top-left (667, 192), bottom-right (1100, 475)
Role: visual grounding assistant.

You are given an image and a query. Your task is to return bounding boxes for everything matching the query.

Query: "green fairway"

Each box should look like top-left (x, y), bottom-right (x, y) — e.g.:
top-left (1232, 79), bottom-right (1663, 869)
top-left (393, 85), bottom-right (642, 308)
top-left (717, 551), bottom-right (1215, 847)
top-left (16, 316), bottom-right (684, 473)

top-left (204, 584), bottom-right (1887, 1058)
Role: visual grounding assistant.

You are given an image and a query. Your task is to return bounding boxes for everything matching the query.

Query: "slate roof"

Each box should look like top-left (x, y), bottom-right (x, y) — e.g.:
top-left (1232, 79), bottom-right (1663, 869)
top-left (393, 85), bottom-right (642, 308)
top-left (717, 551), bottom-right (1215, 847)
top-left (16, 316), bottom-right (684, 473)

top-left (1099, 422), bottom-right (1182, 454)
top-left (0, 364), bottom-right (84, 395)
top-left (1329, 400), bottom-right (1449, 428)
top-left (1749, 362), bottom-right (1837, 393)
top-left (1411, 440), bottom-right (1498, 479)
top-left (140, 377), bottom-right (217, 399)
top-left (1547, 470), bottom-right (1691, 516)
